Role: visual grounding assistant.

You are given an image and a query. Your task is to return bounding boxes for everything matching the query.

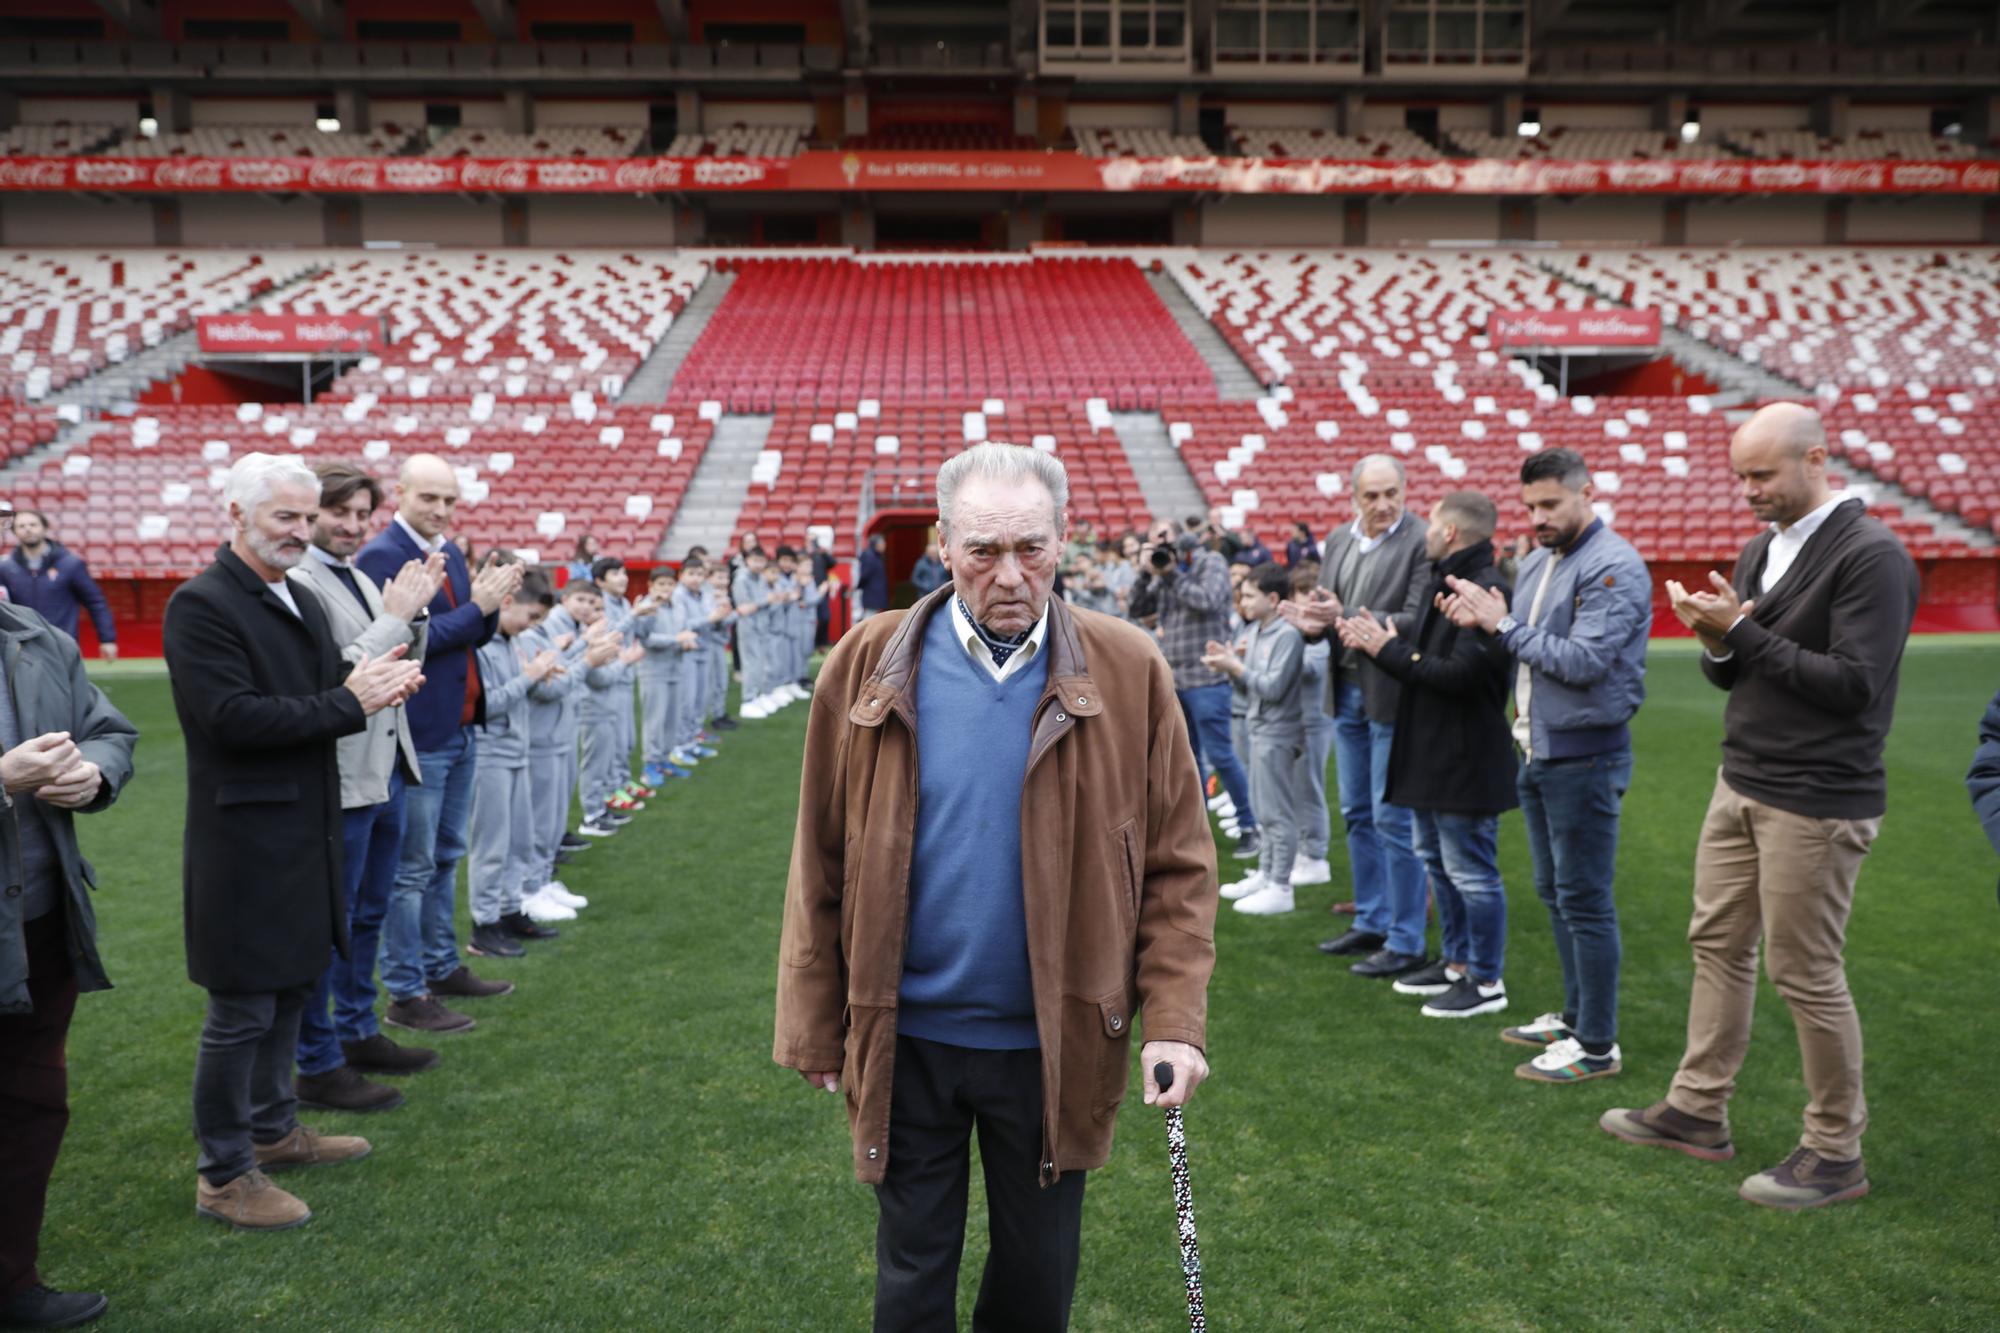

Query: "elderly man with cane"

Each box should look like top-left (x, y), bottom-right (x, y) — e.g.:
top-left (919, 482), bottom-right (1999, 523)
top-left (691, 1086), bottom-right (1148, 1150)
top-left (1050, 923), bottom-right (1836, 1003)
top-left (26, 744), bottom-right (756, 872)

top-left (775, 442), bottom-right (1219, 1332)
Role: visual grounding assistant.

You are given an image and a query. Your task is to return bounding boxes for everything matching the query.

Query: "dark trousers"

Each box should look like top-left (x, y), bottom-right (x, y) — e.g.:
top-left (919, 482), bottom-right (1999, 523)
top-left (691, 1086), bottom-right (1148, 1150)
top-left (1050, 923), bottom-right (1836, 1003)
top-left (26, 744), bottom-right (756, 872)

top-left (193, 983), bottom-right (312, 1187)
top-left (874, 1035), bottom-right (1086, 1333)
top-left (0, 913), bottom-right (77, 1301)
top-left (298, 774), bottom-right (409, 1075)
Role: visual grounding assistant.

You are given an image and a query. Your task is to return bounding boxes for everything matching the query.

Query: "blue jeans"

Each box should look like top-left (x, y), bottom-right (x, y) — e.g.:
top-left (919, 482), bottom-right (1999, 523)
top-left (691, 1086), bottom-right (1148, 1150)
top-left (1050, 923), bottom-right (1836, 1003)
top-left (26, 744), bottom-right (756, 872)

top-left (1410, 809), bottom-right (1507, 985)
top-left (297, 769), bottom-right (408, 1075)
top-left (1517, 749), bottom-right (1631, 1048)
top-left (382, 727), bottom-right (477, 1002)
top-left (1332, 679), bottom-right (1427, 956)
top-left (1177, 681), bottom-right (1255, 831)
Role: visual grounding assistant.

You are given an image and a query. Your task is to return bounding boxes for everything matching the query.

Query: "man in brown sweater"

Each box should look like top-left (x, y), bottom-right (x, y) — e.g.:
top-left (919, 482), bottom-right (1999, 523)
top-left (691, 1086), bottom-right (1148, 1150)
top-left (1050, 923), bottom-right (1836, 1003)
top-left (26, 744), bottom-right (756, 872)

top-left (1601, 402), bottom-right (1920, 1210)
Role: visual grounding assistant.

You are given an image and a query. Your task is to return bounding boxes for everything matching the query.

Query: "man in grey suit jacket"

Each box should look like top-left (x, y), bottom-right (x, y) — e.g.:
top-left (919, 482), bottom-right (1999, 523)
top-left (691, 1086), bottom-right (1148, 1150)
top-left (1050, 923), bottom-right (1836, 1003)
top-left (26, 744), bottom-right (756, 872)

top-left (287, 462), bottom-right (446, 1112)
top-left (1281, 455), bottom-right (1434, 976)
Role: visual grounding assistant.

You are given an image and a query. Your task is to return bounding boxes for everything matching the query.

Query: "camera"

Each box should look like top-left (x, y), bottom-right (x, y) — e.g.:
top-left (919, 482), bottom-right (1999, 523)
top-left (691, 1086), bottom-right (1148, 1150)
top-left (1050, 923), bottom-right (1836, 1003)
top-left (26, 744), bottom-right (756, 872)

top-left (1149, 546), bottom-right (1174, 571)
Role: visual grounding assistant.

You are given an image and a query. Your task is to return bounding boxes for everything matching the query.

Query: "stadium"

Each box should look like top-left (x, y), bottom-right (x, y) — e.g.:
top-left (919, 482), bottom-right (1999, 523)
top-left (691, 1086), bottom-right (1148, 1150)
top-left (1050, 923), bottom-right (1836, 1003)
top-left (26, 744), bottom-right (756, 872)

top-left (0, 0), bottom-right (1996, 1326)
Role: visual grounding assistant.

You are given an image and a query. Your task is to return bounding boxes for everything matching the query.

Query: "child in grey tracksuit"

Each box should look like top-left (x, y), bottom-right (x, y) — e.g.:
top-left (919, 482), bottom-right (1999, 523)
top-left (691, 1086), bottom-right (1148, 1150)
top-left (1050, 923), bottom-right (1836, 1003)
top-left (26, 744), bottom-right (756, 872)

top-left (731, 549), bottom-right (774, 709)
top-left (703, 563), bottom-right (735, 724)
top-left (670, 561), bottom-right (709, 751)
top-left (791, 557), bottom-right (822, 687)
top-left (469, 577), bottom-right (556, 934)
top-left (636, 566), bottom-right (686, 774)
top-left (522, 583), bottom-right (600, 871)
top-left (1208, 563), bottom-right (1308, 900)
top-left (593, 557), bottom-right (643, 793)
top-left (580, 606), bottom-right (642, 827)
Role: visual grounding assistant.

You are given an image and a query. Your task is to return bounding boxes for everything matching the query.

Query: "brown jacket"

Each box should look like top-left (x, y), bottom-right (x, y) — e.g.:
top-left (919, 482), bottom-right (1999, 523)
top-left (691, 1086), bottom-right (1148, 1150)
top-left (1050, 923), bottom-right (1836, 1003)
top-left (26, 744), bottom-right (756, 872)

top-left (774, 588), bottom-right (1218, 1186)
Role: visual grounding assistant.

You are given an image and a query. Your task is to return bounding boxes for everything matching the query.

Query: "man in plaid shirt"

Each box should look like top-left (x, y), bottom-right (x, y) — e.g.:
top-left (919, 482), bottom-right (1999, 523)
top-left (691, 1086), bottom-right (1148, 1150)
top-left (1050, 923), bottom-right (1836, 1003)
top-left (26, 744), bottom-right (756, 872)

top-left (1129, 525), bottom-right (1259, 859)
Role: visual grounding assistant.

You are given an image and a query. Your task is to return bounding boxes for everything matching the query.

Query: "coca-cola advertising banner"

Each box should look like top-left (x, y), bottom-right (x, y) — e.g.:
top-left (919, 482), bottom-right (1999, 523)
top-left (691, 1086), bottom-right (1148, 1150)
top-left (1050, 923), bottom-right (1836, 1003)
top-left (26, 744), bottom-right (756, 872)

top-left (0, 154), bottom-right (1995, 195)
top-left (1489, 309), bottom-right (1662, 349)
top-left (198, 313), bottom-right (384, 355)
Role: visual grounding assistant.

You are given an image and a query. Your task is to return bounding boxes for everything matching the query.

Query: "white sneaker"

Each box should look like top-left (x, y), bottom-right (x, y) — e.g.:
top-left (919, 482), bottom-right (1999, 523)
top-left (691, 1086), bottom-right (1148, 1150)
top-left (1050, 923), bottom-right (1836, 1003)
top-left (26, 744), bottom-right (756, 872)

top-left (783, 683), bottom-right (807, 701)
top-left (1519, 1037), bottom-right (1623, 1082)
top-left (1233, 882), bottom-right (1295, 915)
top-left (541, 882), bottom-right (588, 910)
top-left (1219, 872), bottom-right (1265, 901)
top-left (1219, 821), bottom-right (1240, 840)
top-left (522, 891), bottom-right (577, 923)
top-left (742, 700), bottom-right (770, 720)
top-left (1288, 856), bottom-right (1332, 886)
top-left (1207, 793), bottom-right (1235, 817)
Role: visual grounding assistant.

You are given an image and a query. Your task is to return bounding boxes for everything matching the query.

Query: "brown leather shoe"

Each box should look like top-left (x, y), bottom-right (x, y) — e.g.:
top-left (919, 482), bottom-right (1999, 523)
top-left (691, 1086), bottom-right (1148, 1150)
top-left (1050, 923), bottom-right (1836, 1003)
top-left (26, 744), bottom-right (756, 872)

top-left (1328, 900), bottom-right (1357, 916)
top-left (196, 1169), bottom-right (311, 1231)
top-left (341, 1032), bottom-right (440, 1074)
top-left (296, 1065), bottom-right (405, 1114)
top-left (428, 965), bottom-right (515, 999)
top-left (253, 1125), bottom-right (371, 1171)
top-left (1600, 1100), bottom-right (1735, 1162)
top-left (385, 995), bottom-right (475, 1034)
top-left (1739, 1147), bottom-right (1869, 1211)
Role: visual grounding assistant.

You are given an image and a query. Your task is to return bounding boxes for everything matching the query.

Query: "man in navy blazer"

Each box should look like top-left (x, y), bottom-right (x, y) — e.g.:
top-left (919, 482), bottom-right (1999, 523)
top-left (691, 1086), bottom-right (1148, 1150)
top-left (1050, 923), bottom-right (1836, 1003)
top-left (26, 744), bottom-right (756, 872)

top-left (356, 454), bottom-right (523, 1033)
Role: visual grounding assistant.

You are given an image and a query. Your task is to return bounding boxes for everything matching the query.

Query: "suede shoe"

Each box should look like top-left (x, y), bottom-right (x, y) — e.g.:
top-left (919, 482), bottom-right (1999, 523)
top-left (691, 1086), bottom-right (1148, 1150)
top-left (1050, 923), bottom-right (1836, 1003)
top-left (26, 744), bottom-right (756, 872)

top-left (341, 1032), bottom-right (439, 1074)
top-left (254, 1125), bottom-right (371, 1171)
top-left (0, 1285), bottom-right (108, 1329)
top-left (196, 1169), bottom-right (310, 1231)
top-left (1317, 928), bottom-right (1386, 956)
top-left (468, 923), bottom-right (525, 959)
top-left (501, 911), bottom-right (559, 940)
top-left (428, 965), bottom-right (514, 999)
top-left (1599, 1100), bottom-right (1735, 1162)
top-left (1739, 1147), bottom-right (1868, 1211)
top-left (1351, 949), bottom-right (1428, 979)
top-left (295, 1066), bottom-right (404, 1114)
top-left (384, 995), bottom-right (475, 1034)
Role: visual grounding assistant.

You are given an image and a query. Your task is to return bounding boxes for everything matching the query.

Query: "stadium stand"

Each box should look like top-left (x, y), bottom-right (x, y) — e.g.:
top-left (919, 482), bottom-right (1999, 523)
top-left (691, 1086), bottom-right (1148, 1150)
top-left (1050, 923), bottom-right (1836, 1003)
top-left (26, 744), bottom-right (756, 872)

top-left (105, 124), bottom-right (421, 157)
top-left (0, 123), bottom-right (121, 156)
top-left (1724, 129), bottom-right (1987, 160)
top-left (662, 126), bottom-right (810, 158)
top-left (845, 124), bottom-right (1040, 151)
top-left (1072, 127), bottom-right (1211, 158)
top-left (670, 257), bottom-right (1218, 409)
top-left (424, 126), bottom-right (647, 158)
top-left (1444, 128), bottom-right (1731, 160)
top-left (1225, 127), bottom-right (1442, 160)
top-left (1, 251), bottom-right (316, 400)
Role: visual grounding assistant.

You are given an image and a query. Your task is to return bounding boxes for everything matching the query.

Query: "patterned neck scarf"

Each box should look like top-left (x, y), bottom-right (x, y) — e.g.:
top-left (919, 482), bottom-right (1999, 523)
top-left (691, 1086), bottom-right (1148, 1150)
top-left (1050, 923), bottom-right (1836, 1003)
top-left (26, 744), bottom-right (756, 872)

top-left (958, 596), bottom-right (1033, 670)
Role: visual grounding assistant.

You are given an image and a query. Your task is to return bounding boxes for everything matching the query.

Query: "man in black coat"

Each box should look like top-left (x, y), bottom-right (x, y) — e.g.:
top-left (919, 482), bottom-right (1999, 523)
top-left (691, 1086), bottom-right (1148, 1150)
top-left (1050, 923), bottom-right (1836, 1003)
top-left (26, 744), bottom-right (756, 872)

top-left (163, 453), bottom-right (422, 1232)
top-left (1337, 491), bottom-right (1517, 1018)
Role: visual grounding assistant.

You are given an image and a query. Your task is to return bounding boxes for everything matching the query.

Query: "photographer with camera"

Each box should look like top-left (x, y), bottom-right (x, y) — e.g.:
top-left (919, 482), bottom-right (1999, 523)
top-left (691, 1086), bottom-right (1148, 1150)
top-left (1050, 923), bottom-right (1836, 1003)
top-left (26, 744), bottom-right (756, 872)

top-left (1130, 522), bottom-right (1260, 859)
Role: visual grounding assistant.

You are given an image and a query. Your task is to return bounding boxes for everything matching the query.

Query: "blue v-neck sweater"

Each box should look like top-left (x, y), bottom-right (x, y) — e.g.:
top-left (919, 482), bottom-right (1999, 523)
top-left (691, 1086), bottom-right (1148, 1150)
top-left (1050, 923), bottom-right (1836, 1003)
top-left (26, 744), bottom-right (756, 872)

top-left (896, 607), bottom-right (1050, 1050)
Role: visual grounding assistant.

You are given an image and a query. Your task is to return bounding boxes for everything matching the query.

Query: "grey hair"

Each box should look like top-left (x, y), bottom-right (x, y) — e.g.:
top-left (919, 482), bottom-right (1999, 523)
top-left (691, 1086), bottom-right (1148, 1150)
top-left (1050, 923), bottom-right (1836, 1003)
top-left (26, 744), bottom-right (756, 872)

top-left (935, 443), bottom-right (1070, 534)
top-left (1351, 453), bottom-right (1407, 491)
top-left (224, 452), bottom-right (321, 517)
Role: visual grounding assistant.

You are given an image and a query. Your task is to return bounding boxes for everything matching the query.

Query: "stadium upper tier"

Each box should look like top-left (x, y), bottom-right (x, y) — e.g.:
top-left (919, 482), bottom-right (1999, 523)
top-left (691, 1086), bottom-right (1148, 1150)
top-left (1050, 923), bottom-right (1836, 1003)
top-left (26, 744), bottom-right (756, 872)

top-left (423, 126), bottom-right (647, 158)
top-left (662, 127), bottom-right (809, 158)
top-left (1444, 128), bottom-right (1731, 160)
top-left (103, 124), bottom-right (421, 157)
top-left (670, 257), bottom-right (1219, 409)
top-left (2, 247), bottom-right (1996, 573)
top-left (1223, 128), bottom-right (1442, 160)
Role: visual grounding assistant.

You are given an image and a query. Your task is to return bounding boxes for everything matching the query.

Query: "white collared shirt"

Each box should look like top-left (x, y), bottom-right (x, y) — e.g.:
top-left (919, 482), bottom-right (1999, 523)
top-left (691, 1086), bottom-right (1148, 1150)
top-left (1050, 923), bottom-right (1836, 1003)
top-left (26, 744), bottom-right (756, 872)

top-left (394, 513), bottom-right (447, 556)
top-left (950, 598), bottom-right (1049, 685)
top-left (307, 544), bottom-right (351, 570)
top-left (1760, 494), bottom-right (1856, 595)
top-left (1350, 510), bottom-right (1406, 556)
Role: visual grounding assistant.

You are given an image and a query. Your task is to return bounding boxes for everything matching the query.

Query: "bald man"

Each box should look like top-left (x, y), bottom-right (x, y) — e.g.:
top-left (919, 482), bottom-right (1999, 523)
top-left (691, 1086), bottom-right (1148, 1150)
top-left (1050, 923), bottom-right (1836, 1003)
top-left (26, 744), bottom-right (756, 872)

top-left (356, 455), bottom-right (525, 1033)
top-left (1604, 403), bottom-right (1920, 1211)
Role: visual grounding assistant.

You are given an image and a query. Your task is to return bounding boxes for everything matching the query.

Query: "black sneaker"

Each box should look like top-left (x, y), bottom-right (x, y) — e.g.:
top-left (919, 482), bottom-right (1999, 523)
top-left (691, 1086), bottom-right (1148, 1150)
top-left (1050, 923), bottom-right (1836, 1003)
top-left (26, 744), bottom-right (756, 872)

top-left (1351, 949), bottom-right (1428, 978)
top-left (559, 831), bottom-right (590, 850)
top-left (468, 923), bottom-right (525, 958)
top-left (604, 811), bottom-right (635, 828)
top-left (713, 716), bottom-right (740, 731)
top-left (1391, 959), bottom-right (1461, 996)
top-left (501, 911), bottom-right (559, 940)
top-left (1, 1284), bottom-right (108, 1330)
top-left (576, 817), bottom-right (618, 839)
top-left (1316, 928), bottom-right (1386, 956)
top-left (1232, 829), bottom-right (1261, 860)
top-left (1420, 975), bottom-right (1509, 1018)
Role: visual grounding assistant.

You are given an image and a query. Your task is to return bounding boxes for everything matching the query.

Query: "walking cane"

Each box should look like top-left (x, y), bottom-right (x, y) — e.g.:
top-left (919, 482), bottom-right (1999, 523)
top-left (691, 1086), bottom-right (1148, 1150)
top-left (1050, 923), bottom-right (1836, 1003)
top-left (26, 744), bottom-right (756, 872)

top-left (1154, 1061), bottom-right (1207, 1332)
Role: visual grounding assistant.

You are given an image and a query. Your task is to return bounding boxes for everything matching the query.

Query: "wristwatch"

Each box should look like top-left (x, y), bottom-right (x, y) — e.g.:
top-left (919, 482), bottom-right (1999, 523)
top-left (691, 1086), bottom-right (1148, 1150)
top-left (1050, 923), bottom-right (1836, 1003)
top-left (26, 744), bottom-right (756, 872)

top-left (1494, 614), bottom-right (1519, 637)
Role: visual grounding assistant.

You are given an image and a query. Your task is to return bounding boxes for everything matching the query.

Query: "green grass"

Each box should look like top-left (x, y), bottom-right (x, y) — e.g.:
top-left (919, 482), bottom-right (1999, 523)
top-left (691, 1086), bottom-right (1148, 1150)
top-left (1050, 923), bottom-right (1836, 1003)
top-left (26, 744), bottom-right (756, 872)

top-left (43, 641), bottom-right (2000, 1331)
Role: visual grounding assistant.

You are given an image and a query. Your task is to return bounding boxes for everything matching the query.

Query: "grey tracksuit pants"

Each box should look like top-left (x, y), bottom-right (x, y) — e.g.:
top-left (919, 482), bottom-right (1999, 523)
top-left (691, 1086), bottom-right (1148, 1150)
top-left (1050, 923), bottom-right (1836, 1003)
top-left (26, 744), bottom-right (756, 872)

top-left (1249, 726), bottom-right (1306, 887)
top-left (579, 705), bottom-right (625, 820)
top-left (469, 759), bottom-right (533, 925)
top-left (528, 745), bottom-right (576, 886)
top-left (640, 663), bottom-right (681, 766)
top-left (1299, 715), bottom-right (1334, 861)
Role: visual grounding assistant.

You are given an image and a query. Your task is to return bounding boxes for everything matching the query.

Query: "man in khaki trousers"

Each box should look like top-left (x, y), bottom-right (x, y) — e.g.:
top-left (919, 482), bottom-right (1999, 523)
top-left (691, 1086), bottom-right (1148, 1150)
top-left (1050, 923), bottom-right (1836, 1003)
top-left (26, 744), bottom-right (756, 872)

top-left (1602, 403), bottom-right (1920, 1210)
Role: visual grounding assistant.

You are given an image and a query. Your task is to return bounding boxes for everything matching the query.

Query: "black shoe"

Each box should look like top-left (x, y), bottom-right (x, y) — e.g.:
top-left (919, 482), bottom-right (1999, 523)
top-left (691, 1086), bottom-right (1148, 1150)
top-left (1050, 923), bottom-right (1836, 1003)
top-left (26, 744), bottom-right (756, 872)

top-left (295, 1065), bottom-right (405, 1113)
top-left (341, 1032), bottom-right (440, 1074)
top-left (1420, 976), bottom-right (1509, 1019)
top-left (1232, 829), bottom-right (1261, 860)
top-left (468, 923), bottom-right (525, 958)
top-left (559, 831), bottom-right (590, 850)
top-left (577, 817), bottom-right (618, 839)
top-left (604, 811), bottom-right (635, 827)
top-left (1351, 949), bottom-right (1428, 979)
top-left (554, 849), bottom-right (577, 866)
top-left (713, 716), bottom-right (740, 731)
top-left (1, 1285), bottom-right (108, 1330)
top-left (501, 911), bottom-right (559, 941)
top-left (1317, 928), bottom-right (1387, 956)
top-left (1391, 959), bottom-right (1460, 996)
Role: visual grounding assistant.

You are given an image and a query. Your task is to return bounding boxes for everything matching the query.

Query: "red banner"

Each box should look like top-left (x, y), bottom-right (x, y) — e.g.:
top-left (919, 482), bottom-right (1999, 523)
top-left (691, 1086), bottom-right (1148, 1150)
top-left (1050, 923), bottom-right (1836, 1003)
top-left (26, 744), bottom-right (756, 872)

top-left (197, 313), bottom-right (384, 355)
top-left (1489, 309), bottom-right (1661, 349)
top-left (0, 154), bottom-right (1994, 195)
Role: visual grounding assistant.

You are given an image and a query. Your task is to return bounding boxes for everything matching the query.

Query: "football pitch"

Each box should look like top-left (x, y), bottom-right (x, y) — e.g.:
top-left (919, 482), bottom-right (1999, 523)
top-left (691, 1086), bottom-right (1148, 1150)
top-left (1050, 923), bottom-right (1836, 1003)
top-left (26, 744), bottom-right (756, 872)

top-left (43, 638), bottom-right (2000, 1331)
